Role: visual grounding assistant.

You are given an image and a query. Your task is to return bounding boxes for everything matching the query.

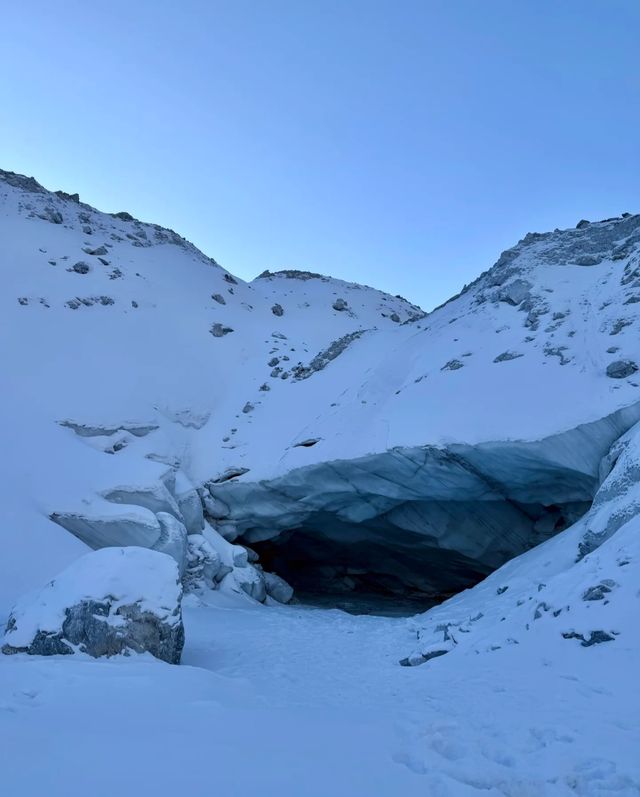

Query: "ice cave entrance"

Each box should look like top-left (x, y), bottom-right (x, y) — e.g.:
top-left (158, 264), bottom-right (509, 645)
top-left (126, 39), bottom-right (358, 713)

top-left (227, 416), bottom-right (640, 616)
top-left (243, 501), bottom-right (591, 617)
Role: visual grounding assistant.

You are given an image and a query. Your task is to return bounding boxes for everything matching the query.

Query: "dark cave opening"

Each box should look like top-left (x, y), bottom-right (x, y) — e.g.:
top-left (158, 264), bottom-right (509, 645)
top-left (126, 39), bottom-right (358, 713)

top-left (242, 499), bottom-right (591, 616)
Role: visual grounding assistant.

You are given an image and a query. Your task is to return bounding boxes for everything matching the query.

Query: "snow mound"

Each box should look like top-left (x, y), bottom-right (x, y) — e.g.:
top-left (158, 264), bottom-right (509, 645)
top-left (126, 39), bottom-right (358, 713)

top-left (2, 547), bottom-right (184, 663)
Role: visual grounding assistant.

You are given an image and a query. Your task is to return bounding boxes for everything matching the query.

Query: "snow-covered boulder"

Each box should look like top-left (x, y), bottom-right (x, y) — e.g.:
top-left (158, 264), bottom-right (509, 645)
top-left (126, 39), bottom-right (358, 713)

top-left (2, 547), bottom-right (184, 664)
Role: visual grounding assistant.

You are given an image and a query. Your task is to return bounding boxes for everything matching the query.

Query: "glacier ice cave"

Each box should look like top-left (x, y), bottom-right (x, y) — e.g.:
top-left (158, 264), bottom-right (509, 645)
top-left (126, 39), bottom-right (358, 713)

top-left (215, 407), bottom-right (640, 612)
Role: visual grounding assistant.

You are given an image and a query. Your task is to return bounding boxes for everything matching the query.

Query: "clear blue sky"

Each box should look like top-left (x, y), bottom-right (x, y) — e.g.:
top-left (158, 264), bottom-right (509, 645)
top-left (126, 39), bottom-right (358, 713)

top-left (2, 1), bottom-right (638, 309)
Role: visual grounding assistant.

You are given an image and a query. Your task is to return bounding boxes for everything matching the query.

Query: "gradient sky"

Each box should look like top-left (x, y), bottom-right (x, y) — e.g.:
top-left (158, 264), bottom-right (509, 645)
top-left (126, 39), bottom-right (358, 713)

top-left (2, 1), bottom-right (638, 309)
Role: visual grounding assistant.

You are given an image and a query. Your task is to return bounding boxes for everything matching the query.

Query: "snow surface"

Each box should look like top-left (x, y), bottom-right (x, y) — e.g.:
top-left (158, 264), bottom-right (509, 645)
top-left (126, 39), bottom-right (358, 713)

top-left (2, 170), bottom-right (640, 795)
top-left (1, 584), bottom-right (638, 796)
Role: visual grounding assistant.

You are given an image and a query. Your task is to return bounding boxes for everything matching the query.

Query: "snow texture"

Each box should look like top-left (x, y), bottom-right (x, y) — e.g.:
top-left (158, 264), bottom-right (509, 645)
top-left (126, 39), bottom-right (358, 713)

top-left (1, 168), bottom-right (639, 795)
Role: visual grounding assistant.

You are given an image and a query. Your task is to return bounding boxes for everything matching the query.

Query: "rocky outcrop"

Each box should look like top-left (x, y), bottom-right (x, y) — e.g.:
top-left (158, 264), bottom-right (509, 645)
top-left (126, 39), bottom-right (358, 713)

top-left (2, 548), bottom-right (185, 663)
top-left (606, 360), bottom-right (638, 379)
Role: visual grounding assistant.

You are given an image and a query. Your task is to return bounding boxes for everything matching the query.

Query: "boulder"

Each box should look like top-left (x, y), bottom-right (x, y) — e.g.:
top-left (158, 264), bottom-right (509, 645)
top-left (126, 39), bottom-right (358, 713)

top-left (210, 323), bottom-right (234, 337)
top-left (606, 360), bottom-right (638, 379)
top-left (498, 279), bottom-right (531, 306)
top-left (2, 547), bottom-right (184, 664)
top-left (493, 351), bottom-right (524, 363)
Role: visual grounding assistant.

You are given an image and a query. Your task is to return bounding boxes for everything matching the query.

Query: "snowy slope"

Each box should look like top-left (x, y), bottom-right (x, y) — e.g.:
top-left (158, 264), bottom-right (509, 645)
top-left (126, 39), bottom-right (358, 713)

top-left (0, 168), bottom-right (421, 607)
top-left (2, 164), bottom-right (640, 596)
top-left (213, 215), bottom-right (640, 483)
top-left (2, 169), bottom-right (640, 795)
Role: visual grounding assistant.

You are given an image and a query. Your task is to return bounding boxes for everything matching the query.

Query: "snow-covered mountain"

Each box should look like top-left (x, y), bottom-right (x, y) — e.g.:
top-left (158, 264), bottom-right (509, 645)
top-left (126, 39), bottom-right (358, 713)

top-left (0, 167), bottom-right (423, 606)
top-left (2, 168), bottom-right (639, 795)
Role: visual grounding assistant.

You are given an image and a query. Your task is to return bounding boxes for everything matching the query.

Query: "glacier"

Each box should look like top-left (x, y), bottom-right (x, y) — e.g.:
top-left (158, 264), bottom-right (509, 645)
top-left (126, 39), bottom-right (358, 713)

top-left (1, 168), bottom-right (640, 795)
top-left (212, 404), bottom-right (640, 600)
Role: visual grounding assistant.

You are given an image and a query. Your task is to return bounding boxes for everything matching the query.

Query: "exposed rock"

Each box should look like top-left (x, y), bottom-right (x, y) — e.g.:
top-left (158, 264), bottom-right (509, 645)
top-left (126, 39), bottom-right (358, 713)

top-left (64, 295), bottom-right (113, 307)
top-left (606, 360), bottom-right (638, 379)
top-left (210, 323), bottom-right (234, 337)
top-left (271, 303), bottom-right (284, 316)
top-left (582, 580), bottom-right (616, 601)
top-left (2, 547), bottom-right (184, 664)
top-left (332, 298), bottom-right (348, 311)
top-left (69, 262), bottom-right (90, 274)
top-left (83, 245), bottom-right (108, 256)
top-left (493, 351), bottom-right (524, 363)
top-left (543, 345), bottom-right (571, 365)
top-left (257, 269), bottom-right (327, 281)
top-left (0, 168), bottom-right (46, 193)
top-left (574, 254), bottom-right (602, 266)
top-left (39, 206), bottom-right (63, 224)
top-left (292, 331), bottom-right (364, 380)
top-left (55, 190), bottom-right (80, 203)
top-left (212, 293), bottom-right (226, 305)
top-left (498, 279), bottom-right (531, 306)
top-left (561, 630), bottom-right (615, 647)
top-left (610, 319), bottom-right (632, 336)
top-left (399, 649), bottom-right (449, 667)
top-left (293, 438), bottom-right (320, 448)
top-left (441, 359), bottom-right (464, 371)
